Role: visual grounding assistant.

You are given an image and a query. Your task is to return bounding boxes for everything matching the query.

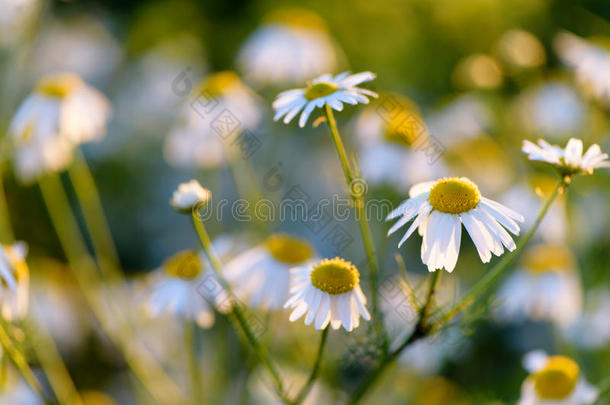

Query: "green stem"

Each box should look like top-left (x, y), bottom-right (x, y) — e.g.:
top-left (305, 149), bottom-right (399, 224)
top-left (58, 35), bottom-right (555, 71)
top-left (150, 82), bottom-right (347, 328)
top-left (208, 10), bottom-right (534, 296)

top-left (0, 322), bottom-right (46, 400)
top-left (38, 173), bottom-right (188, 405)
top-left (190, 211), bottom-right (291, 404)
top-left (0, 165), bottom-right (14, 243)
top-left (185, 321), bottom-right (204, 405)
top-left (347, 179), bottom-right (564, 404)
top-left (293, 327), bottom-right (329, 405)
top-left (323, 105), bottom-right (383, 342)
top-left (67, 149), bottom-right (122, 284)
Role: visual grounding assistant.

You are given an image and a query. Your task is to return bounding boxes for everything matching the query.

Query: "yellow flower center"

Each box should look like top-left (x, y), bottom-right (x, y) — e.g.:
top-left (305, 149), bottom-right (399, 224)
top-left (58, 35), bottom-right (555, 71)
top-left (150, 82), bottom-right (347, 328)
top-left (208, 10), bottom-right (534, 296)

top-left (310, 257), bottom-right (359, 295)
top-left (36, 73), bottom-right (83, 99)
top-left (197, 71), bottom-right (241, 98)
top-left (380, 95), bottom-right (427, 147)
top-left (522, 244), bottom-right (575, 275)
top-left (428, 177), bottom-right (481, 214)
top-left (265, 234), bottom-right (313, 264)
top-left (305, 82), bottom-right (338, 101)
top-left (533, 356), bottom-right (580, 400)
top-left (163, 250), bottom-right (202, 280)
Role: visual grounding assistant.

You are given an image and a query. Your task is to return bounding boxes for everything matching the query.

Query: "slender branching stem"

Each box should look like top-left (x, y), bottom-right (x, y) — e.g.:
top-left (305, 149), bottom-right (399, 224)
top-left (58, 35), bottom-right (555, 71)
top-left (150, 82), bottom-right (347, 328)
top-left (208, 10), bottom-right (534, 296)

top-left (293, 327), bottom-right (329, 405)
top-left (191, 211), bottom-right (291, 404)
top-left (184, 321), bottom-right (204, 405)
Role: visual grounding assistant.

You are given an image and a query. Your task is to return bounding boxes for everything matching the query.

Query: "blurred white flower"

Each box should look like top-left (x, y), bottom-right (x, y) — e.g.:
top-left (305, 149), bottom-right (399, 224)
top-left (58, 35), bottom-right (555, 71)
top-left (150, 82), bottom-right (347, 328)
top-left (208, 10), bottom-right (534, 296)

top-left (29, 16), bottom-right (122, 85)
top-left (8, 72), bottom-right (111, 183)
top-left (0, 0), bottom-right (38, 48)
top-left (164, 71), bottom-right (263, 168)
top-left (514, 82), bottom-right (585, 139)
top-left (224, 233), bottom-right (316, 310)
top-left (144, 250), bottom-right (226, 328)
top-left (495, 244), bottom-right (582, 328)
top-left (170, 179), bottom-right (210, 213)
top-left (237, 8), bottom-right (340, 87)
top-left (519, 350), bottom-right (598, 405)
top-left (387, 177), bottom-right (524, 272)
top-left (522, 138), bottom-right (610, 176)
top-left (426, 94), bottom-right (492, 148)
top-left (352, 99), bottom-right (447, 192)
top-left (555, 32), bottom-right (610, 106)
top-left (273, 71), bottom-right (378, 127)
top-left (566, 288), bottom-right (610, 349)
top-left (285, 257), bottom-right (370, 331)
top-left (0, 242), bottom-right (29, 321)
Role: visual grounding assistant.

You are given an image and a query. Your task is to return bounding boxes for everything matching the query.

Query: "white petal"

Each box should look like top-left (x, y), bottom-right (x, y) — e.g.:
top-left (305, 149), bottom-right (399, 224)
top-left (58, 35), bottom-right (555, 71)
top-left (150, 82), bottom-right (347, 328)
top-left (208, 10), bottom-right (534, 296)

top-left (564, 138), bottom-right (583, 166)
top-left (409, 181), bottom-right (435, 197)
top-left (398, 202), bottom-right (433, 248)
top-left (523, 350), bottom-right (548, 372)
top-left (461, 212), bottom-right (492, 263)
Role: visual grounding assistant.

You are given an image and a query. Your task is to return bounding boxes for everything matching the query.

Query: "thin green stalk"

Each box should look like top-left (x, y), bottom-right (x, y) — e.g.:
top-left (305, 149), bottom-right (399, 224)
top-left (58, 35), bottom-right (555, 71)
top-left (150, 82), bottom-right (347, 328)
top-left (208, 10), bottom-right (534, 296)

top-left (190, 211), bottom-right (291, 404)
top-left (323, 105), bottom-right (383, 341)
top-left (293, 327), bottom-right (329, 405)
top-left (0, 322), bottom-right (45, 400)
top-left (184, 321), bottom-right (204, 405)
top-left (23, 320), bottom-right (83, 405)
top-left (0, 166), bottom-right (14, 243)
top-left (346, 178), bottom-right (565, 405)
top-left (38, 173), bottom-right (188, 405)
top-left (67, 149), bottom-right (122, 284)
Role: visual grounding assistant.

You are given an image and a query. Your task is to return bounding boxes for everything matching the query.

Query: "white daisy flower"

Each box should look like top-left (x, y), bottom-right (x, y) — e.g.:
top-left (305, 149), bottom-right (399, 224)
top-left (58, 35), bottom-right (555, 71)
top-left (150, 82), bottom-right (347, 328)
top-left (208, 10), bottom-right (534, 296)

top-left (522, 138), bottom-right (610, 176)
top-left (224, 233), bottom-right (316, 310)
top-left (164, 71), bottom-right (263, 169)
top-left (519, 350), bottom-right (598, 405)
top-left (273, 71), bottom-right (378, 128)
top-left (170, 179), bottom-right (211, 213)
top-left (144, 250), bottom-right (221, 328)
top-left (555, 32), bottom-right (610, 106)
top-left (0, 242), bottom-right (29, 321)
top-left (236, 8), bottom-right (340, 87)
top-left (386, 177), bottom-right (524, 272)
top-left (284, 257), bottom-right (370, 332)
top-left (566, 288), bottom-right (610, 349)
top-left (7, 72), bottom-right (111, 183)
top-left (495, 244), bottom-right (582, 328)
top-left (352, 97), bottom-right (448, 192)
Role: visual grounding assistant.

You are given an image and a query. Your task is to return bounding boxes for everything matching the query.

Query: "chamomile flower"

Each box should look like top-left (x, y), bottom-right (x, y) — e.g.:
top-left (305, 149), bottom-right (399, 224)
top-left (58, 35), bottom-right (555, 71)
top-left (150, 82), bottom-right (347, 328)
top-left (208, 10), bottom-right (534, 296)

top-left (7, 72), bottom-right (110, 183)
top-left (0, 242), bottom-right (29, 321)
top-left (237, 8), bottom-right (340, 87)
top-left (145, 250), bottom-right (220, 328)
top-left (495, 244), bottom-right (582, 328)
top-left (273, 71), bottom-right (378, 128)
top-left (170, 179), bottom-right (211, 213)
top-left (164, 71), bottom-right (263, 168)
top-left (285, 257), bottom-right (370, 332)
top-left (224, 234), bottom-right (316, 310)
top-left (519, 350), bottom-right (598, 405)
top-left (387, 177), bottom-right (524, 272)
top-left (522, 138), bottom-right (610, 176)
top-left (555, 32), bottom-right (610, 106)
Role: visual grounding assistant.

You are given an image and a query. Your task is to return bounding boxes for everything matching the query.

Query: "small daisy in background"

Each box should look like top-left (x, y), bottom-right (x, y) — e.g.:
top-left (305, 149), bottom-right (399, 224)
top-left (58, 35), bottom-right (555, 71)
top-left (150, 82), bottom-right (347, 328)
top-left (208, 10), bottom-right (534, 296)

top-left (352, 94), bottom-right (447, 192)
top-left (224, 233), bottom-right (316, 310)
top-left (387, 177), bottom-right (524, 272)
top-left (273, 71), bottom-right (378, 128)
top-left (285, 257), bottom-right (370, 332)
top-left (143, 249), bottom-right (227, 328)
top-left (164, 71), bottom-right (262, 169)
top-left (495, 243), bottom-right (582, 328)
top-left (555, 32), bottom-right (610, 106)
top-left (236, 7), bottom-right (341, 87)
top-left (170, 179), bottom-right (211, 213)
top-left (522, 138), bottom-right (610, 177)
top-left (519, 350), bottom-right (598, 405)
top-left (7, 72), bottom-right (110, 183)
top-left (566, 288), bottom-right (610, 349)
top-left (0, 242), bottom-right (29, 321)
